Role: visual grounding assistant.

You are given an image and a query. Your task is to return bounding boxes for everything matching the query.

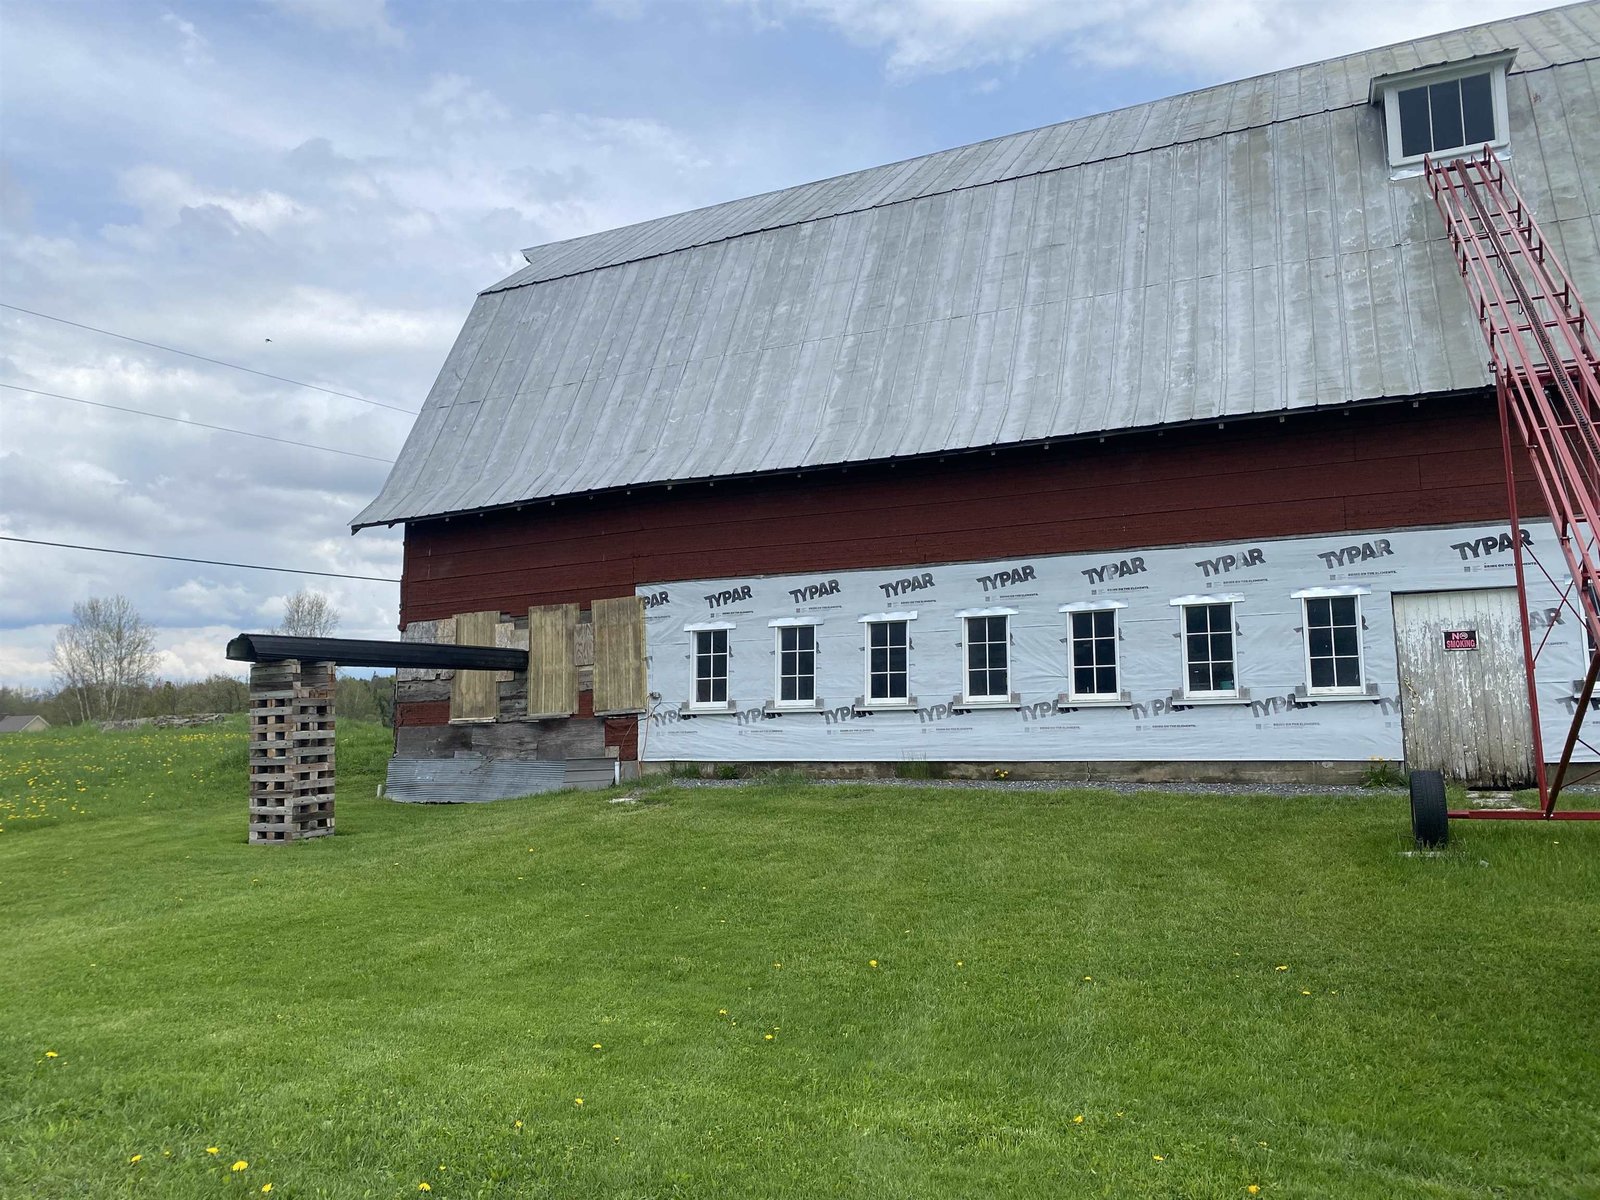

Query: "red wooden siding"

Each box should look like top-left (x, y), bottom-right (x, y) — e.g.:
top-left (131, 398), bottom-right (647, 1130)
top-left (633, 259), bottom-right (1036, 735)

top-left (400, 396), bottom-right (1540, 624)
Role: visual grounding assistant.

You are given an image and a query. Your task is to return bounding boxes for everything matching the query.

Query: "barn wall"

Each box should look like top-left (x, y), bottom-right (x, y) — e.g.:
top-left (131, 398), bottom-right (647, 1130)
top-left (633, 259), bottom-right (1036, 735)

top-left (399, 396), bottom-right (1541, 625)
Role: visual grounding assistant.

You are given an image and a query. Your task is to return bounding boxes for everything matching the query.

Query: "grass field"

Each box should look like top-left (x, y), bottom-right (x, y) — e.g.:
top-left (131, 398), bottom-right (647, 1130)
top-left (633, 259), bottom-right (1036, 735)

top-left (2, 721), bottom-right (1597, 1199)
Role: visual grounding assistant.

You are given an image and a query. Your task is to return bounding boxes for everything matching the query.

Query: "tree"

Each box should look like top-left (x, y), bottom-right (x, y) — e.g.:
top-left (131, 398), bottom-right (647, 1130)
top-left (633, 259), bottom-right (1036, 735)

top-left (278, 589), bottom-right (340, 638)
top-left (51, 594), bottom-right (160, 723)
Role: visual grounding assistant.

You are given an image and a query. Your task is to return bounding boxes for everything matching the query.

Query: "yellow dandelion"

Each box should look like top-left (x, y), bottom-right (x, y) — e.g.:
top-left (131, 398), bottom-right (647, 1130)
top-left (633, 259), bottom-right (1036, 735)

top-left (1248, 1188), bottom-right (1261, 1196)
top-left (1275, 965), bottom-right (1288, 972)
top-left (262, 1186), bottom-right (274, 1195)
top-left (1083, 975), bottom-right (1093, 981)
top-left (513, 1119), bottom-right (523, 1129)
top-left (764, 1033), bottom-right (774, 1041)
top-left (592, 1043), bottom-right (603, 1050)
top-left (574, 1097), bottom-right (584, 1107)
top-left (773, 962), bottom-right (782, 969)
top-left (130, 1154), bottom-right (142, 1164)
top-left (1301, 989), bottom-right (1312, 996)
top-left (1153, 1154), bottom-right (1165, 1162)
top-left (717, 1008), bottom-right (728, 1016)
top-left (956, 960), bottom-right (964, 967)
top-left (418, 1184), bottom-right (431, 1193)
top-left (1072, 1114), bottom-right (1084, 1125)
top-left (207, 1147), bottom-right (219, 1154)
top-left (45, 1050), bottom-right (58, 1058)
top-left (869, 959), bottom-right (878, 968)
top-left (232, 1160), bottom-right (249, 1172)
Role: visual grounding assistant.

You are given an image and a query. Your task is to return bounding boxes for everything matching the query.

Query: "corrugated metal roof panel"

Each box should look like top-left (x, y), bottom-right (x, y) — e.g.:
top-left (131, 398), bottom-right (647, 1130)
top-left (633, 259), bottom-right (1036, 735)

top-left (353, 5), bottom-right (1600, 530)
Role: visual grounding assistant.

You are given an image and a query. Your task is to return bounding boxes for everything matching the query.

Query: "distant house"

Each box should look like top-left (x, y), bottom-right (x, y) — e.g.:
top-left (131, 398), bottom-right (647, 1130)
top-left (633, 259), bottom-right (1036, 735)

top-left (0, 715), bottom-right (50, 734)
top-left (355, 4), bottom-right (1600, 788)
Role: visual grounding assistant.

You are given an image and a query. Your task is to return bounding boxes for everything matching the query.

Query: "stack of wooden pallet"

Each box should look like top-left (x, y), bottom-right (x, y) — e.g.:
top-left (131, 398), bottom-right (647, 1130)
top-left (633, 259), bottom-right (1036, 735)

top-left (248, 660), bottom-right (336, 844)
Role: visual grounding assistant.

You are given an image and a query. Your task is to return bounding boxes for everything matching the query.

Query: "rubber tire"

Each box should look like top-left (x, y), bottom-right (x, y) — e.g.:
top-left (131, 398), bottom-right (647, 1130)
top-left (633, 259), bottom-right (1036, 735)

top-left (1409, 769), bottom-right (1449, 848)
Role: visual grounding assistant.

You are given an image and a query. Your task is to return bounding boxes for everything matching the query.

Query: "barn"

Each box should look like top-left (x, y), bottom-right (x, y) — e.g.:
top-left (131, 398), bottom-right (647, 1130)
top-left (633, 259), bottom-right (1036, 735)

top-left (353, 4), bottom-right (1600, 790)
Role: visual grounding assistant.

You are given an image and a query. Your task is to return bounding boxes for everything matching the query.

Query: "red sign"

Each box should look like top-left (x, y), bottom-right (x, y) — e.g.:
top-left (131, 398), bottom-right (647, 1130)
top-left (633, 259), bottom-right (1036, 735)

top-left (1443, 629), bottom-right (1479, 651)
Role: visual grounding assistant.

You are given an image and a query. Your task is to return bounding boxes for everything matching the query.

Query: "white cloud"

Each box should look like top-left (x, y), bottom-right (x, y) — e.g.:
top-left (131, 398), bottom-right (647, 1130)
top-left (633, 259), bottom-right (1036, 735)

top-left (161, 10), bottom-right (210, 66)
top-left (734, 0), bottom-right (1559, 81)
top-left (265, 0), bottom-right (405, 47)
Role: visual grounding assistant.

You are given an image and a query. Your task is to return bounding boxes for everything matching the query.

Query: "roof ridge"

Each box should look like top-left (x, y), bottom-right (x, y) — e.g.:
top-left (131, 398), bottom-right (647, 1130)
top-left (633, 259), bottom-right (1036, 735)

top-left (494, 1), bottom-right (1592, 292)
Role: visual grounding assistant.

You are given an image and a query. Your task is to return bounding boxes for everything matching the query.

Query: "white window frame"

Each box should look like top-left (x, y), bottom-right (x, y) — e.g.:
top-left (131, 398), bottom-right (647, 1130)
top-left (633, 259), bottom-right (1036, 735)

top-left (1061, 602), bottom-right (1125, 704)
top-left (958, 608), bottom-right (1017, 705)
top-left (685, 621), bottom-right (735, 712)
top-left (859, 612), bottom-right (916, 707)
top-left (1295, 588), bottom-right (1369, 698)
top-left (1371, 52), bottom-right (1514, 168)
top-left (1171, 594), bottom-right (1245, 702)
top-left (770, 619), bottom-right (819, 710)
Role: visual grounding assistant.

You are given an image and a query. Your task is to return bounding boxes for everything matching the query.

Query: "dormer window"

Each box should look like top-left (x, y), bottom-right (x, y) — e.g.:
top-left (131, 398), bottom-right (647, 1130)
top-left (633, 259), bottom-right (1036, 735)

top-left (1371, 51), bottom-right (1514, 168)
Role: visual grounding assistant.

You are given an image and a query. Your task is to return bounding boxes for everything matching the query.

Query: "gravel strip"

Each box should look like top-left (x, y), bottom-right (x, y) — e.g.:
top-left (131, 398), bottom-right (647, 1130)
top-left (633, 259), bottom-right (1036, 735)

top-left (648, 777), bottom-right (1600, 798)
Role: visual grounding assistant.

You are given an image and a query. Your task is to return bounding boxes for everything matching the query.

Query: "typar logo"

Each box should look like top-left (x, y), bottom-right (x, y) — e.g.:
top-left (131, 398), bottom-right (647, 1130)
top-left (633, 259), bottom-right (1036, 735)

top-left (704, 585), bottom-right (753, 610)
top-left (787, 578), bottom-right (840, 604)
top-left (878, 572), bottom-right (935, 600)
top-left (1195, 548), bottom-right (1265, 578)
top-left (975, 563), bottom-right (1037, 591)
top-left (1081, 556), bottom-right (1146, 585)
top-left (1450, 529), bottom-right (1533, 560)
top-left (642, 590), bottom-right (670, 609)
top-left (1316, 539), bottom-right (1393, 569)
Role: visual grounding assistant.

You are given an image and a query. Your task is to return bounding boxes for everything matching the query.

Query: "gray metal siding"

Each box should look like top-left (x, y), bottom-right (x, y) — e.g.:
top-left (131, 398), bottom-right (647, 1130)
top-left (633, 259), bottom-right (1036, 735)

top-left (353, 6), bottom-right (1600, 530)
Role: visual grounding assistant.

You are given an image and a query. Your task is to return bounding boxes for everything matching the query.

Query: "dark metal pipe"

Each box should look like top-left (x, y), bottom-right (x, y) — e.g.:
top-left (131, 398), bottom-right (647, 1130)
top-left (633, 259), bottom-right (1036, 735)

top-left (226, 633), bottom-right (526, 671)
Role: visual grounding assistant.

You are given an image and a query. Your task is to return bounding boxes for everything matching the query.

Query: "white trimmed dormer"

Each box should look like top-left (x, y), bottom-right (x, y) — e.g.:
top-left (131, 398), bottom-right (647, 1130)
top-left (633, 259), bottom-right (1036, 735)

top-left (1371, 50), bottom-right (1515, 168)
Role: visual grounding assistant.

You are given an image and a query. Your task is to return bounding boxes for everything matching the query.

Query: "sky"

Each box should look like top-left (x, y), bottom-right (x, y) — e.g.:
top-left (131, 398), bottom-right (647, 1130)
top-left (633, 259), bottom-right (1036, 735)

top-left (0, 0), bottom-right (1562, 689)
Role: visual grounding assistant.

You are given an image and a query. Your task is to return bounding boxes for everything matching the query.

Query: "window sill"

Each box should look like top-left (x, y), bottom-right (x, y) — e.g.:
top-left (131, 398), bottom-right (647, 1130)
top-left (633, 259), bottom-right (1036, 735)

top-left (1057, 692), bottom-right (1134, 710)
top-left (853, 695), bottom-right (918, 714)
top-left (679, 700), bottom-right (738, 718)
top-left (764, 699), bottom-right (826, 715)
top-left (1295, 691), bottom-right (1382, 704)
top-left (950, 691), bottom-right (1022, 713)
top-left (1169, 688), bottom-right (1253, 707)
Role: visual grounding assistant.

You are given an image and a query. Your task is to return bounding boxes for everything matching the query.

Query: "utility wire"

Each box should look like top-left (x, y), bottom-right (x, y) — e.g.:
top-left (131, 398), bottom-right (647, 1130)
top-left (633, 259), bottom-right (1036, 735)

top-left (0, 536), bottom-right (401, 583)
top-left (0, 382), bottom-right (396, 464)
top-left (0, 302), bottom-right (420, 415)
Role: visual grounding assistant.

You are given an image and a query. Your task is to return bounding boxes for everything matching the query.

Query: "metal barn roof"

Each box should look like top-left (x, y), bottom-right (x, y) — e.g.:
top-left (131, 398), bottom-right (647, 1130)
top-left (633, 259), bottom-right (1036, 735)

top-left (354, 2), bottom-right (1600, 530)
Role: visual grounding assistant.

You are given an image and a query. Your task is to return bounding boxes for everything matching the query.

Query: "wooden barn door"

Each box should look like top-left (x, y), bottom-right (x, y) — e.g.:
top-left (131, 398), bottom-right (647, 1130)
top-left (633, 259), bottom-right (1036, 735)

top-left (1392, 588), bottom-right (1535, 787)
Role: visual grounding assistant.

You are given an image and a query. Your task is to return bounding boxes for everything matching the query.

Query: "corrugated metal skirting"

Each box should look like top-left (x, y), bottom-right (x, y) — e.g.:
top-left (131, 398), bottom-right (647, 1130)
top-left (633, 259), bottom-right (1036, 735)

top-left (385, 755), bottom-right (613, 803)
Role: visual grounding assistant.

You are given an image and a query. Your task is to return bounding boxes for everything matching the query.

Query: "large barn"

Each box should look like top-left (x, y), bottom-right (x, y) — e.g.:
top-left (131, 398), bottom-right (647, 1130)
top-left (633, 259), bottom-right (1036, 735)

top-left (354, 3), bottom-right (1600, 788)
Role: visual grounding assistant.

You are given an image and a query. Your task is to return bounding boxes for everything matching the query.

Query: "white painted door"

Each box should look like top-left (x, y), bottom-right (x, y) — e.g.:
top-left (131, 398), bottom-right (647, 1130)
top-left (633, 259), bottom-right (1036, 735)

top-left (1392, 588), bottom-right (1535, 787)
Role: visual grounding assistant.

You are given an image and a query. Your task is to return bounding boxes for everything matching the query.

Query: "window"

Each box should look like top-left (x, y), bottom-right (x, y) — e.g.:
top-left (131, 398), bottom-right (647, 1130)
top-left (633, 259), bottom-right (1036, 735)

top-left (692, 628), bottom-right (728, 706)
top-left (1068, 609), bottom-right (1119, 699)
top-left (866, 619), bottom-right (909, 703)
top-left (1303, 595), bottom-right (1364, 694)
top-left (963, 614), bottom-right (1010, 701)
top-left (775, 624), bottom-right (816, 705)
top-left (1373, 54), bottom-right (1512, 167)
top-left (1182, 602), bottom-right (1237, 697)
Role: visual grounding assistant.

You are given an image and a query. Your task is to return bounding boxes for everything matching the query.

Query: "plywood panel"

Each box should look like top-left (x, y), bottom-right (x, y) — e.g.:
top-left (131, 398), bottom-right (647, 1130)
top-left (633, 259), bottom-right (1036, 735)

top-left (528, 603), bottom-right (578, 717)
top-left (1392, 588), bottom-right (1535, 786)
top-left (592, 596), bottom-right (646, 714)
top-left (450, 610), bottom-right (501, 723)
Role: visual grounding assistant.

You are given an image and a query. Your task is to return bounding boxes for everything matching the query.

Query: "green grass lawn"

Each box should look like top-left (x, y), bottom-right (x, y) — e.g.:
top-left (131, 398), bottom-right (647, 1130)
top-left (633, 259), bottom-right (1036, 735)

top-left (2, 722), bottom-right (1597, 1199)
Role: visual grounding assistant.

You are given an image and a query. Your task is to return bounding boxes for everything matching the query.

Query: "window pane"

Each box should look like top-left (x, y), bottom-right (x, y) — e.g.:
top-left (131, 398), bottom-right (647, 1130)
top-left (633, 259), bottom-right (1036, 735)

top-left (1185, 606), bottom-right (1208, 633)
top-left (1094, 610), bottom-right (1114, 638)
top-left (871, 648), bottom-right (888, 672)
top-left (1335, 659), bottom-right (1361, 688)
top-left (697, 678), bottom-right (712, 703)
top-left (797, 676), bottom-right (814, 701)
top-left (1311, 658), bottom-right (1335, 689)
top-left (1306, 597), bottom-right (1330, 626)
top-left (1309, 627), bottom-right (1333, 657)
top-left (1188, 662), bottom-right (1210, 692)
top-left (1461, 73), bottom-right (1494, 145)
top-left (1187, 633), bottom-right (1209, 662)
top-left (888, 646), bottom-right (906, 672)
top-left (1398, 85), bottom-right (1431, 157)
top-left (1333, 626), bottom-right (1358, 658)
top-left (1074, 666), bottom-right (1096, 693)
top-left (1429, 79), bottom-right (1464, 151)
top-left (1073, 641), bottom-right (1094, 668)
top-left (710, 677), bottom-right (726, 702)
top-left (1095, 666), bottom-right (1116, 694)
top-left (968, 642), bottom-right (986, 670)
top-left (1329, 596), bottom-right (1357, 626)
top-left (870, 624), bottom-right (888, 649)
top-left (1210, 632), bottom-right (1233, 661)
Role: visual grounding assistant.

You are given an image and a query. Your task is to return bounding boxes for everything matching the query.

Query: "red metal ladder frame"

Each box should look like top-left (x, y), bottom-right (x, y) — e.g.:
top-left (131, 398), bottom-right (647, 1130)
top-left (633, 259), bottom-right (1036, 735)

top-left (1425, 145), bottom-right (1600, 819)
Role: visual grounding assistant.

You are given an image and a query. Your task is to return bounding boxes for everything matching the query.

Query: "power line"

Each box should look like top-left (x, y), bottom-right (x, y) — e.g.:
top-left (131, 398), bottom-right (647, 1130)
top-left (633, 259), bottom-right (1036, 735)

top-left (0, 302), bottom-right (421, 415)
top-left (0, 382), bottom-right (396, 464)
top-left (0, 536), bottom-right (400, 583)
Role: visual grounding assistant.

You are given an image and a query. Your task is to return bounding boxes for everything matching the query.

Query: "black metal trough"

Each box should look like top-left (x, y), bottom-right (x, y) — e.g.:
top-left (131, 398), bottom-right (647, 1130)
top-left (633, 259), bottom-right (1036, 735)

top-left (226, 633), bottom-right (527, 672)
